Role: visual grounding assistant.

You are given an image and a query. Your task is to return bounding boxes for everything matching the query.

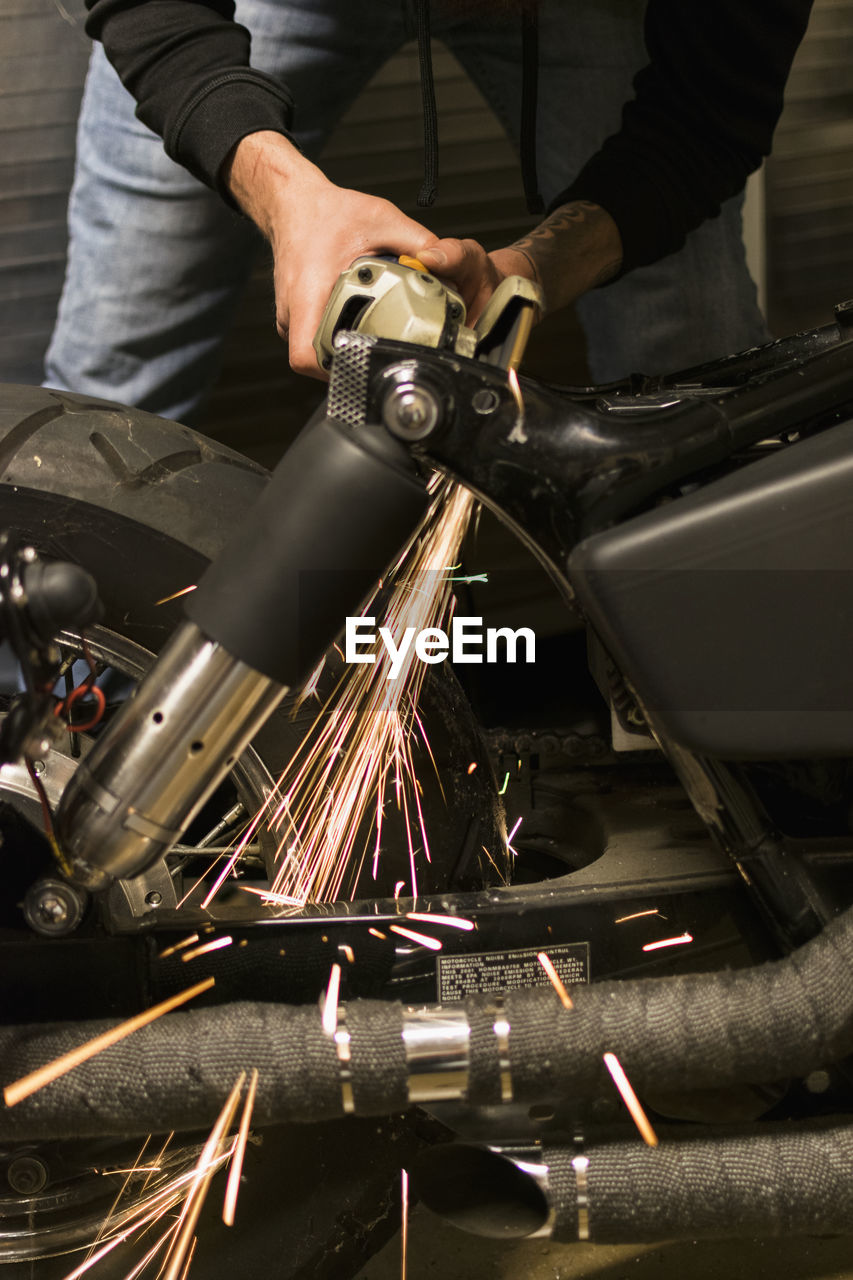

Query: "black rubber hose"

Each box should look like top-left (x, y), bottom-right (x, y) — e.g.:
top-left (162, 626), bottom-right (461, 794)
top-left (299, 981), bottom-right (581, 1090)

top-left (413, 1118), bottom-right (853, 1243)
top-left (0, 901), bottom-right (850, 1140)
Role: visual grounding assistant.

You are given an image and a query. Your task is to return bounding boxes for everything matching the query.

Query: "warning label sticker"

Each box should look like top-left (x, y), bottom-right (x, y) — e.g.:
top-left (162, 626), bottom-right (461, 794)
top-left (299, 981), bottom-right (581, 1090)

top-left (436, 941), bottom-right (590, 1003)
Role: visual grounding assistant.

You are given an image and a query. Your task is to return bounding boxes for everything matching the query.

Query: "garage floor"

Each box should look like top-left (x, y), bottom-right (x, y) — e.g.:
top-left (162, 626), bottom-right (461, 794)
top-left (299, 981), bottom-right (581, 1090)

top-left (356, 1206), bottom-right (853, 1279)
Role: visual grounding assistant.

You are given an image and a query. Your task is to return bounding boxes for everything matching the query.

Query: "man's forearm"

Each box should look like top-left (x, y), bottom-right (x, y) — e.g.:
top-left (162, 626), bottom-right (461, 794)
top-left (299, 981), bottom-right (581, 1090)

top-left (506, 201), bottom-right (623, 312)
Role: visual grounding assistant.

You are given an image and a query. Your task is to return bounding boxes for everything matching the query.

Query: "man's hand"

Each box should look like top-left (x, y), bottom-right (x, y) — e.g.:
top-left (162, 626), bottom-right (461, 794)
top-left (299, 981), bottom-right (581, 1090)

top-left (418, 200), bottom-right (624, 323)
top-left (224, 131), bottom-right (442, 377)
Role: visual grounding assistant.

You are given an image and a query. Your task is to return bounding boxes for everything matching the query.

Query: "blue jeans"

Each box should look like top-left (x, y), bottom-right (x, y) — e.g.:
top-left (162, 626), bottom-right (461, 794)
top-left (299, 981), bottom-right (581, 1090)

top-left (44, 0), bottom-right (768, 422)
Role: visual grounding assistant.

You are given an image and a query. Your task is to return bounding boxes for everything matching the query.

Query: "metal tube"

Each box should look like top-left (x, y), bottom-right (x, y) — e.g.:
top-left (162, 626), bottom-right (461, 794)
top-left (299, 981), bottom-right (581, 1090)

top-left (56, 621), bottom-right (285, 890)
top-left (403, 1005), bottom-right (469, 1103)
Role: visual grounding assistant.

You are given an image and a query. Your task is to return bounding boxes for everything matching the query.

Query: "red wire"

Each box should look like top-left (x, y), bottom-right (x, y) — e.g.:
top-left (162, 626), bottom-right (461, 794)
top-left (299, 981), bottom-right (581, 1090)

top-left (56, 682), bottom-right (106, 733)
top-left (54, 635), bottom-right (107, 733)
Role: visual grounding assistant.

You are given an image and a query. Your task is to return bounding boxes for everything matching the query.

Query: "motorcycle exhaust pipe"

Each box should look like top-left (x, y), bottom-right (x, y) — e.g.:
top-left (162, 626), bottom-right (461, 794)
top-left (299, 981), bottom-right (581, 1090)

top-left (57, 405), bottom-right (428, 891)
top-left (413, 1122), bottom-right (853, 1242)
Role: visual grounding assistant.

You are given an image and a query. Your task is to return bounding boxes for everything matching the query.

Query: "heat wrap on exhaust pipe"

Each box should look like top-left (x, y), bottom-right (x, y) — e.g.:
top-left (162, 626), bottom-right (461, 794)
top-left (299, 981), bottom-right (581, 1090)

top-left (0, 900), bottom-right (849, 1140)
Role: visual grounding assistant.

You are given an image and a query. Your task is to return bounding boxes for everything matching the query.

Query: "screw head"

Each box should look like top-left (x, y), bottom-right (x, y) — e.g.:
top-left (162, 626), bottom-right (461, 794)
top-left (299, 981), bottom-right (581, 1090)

top-left (357, 265), bottom-right (374, 284)
top-left (7, 1155), bottom-right (48, 1196)
top-left (382, 382), bottom-right (442, 441)
top-left (145, 890), bottom-right (162, 907)
top-left (23, 878), bottom-right (86, 937)
top-left (471, 388), bottom-right (500, 415)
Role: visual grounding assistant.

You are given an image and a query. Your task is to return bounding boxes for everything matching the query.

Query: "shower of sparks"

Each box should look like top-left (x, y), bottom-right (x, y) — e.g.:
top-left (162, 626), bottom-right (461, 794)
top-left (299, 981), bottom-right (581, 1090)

top-left (88, 1137), bottom-right (153, 1258)
top-left (161, 1074), bottom-right (247, 1280)
top-left (615, 909), bottom-right (666, 925)
top-left (256, 476), bottom-right (480, 908)
top-left (198, 806), bottom-right (275, 910)
top-left (181, 936), bottom-right (233, 963)
top-left (238, 885), bottom-right (306, 908)
top-left (537, 952), bottom-right (575, 1009)
top-left (61, 1139), bottom-right (229, 1280)
top-left (388, 924), bottom-right (442, 951)
top-left (602, 1053), bottom-right (658, 1147)
top-left (400, 1169), bottom-right (409, 1280)
top-left (406, 912), bottom-right (474, 931)
top-left (498, 771), bottom-right (510, 795)
top-left (5, 978), bottom-right (215, 1107)
top-left (321, 963), bottom-right (342, 1036)
top-left (222, 1068), bottom-right (259, 1227)
top-left (642, 932), bottom-right (693, 952)
top-left (154, 585), bottom-right (197, 607)
top-left (158, 934), bottom-right (200, 960)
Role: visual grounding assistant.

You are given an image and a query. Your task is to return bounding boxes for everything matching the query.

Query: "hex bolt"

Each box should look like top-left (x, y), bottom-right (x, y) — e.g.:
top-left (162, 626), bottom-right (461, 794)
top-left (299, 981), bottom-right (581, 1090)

top-left (7, 1156), bottom-right (49, 1196)
top-left (382, 382), bottom-right (442, 441)
top-left (357, 266), bottom-right (374, 284)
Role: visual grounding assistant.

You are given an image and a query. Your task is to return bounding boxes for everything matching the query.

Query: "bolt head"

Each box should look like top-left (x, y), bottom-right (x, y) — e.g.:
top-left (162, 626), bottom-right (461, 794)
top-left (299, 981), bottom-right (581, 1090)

top-left (23, 878), bottom-right (86, 937)
top-left (7, 1155), bottom-right (48, 1196)
top-left (357, 265), bottom-right (374, 284)
top-left (471, 388), bottom-right (500, 415)
top-left (382, 382), bottom-right (442, 441)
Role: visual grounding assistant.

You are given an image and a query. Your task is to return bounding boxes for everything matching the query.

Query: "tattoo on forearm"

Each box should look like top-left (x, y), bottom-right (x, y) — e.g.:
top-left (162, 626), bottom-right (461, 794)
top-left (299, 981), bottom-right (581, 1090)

top-left (509, 200), bottom-right (623, 307)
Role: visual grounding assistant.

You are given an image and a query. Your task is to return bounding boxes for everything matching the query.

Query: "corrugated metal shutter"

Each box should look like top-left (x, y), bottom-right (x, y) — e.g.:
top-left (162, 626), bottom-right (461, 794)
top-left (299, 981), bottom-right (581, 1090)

top-left (765, 0), bottom-right (853, 335)
top-left (0, 0), bottom-right (90, 386)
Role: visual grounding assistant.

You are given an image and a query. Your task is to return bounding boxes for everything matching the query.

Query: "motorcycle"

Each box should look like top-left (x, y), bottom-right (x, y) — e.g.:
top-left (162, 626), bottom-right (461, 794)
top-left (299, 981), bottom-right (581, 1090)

top-left (0, 266), bottom-right (850, 1274)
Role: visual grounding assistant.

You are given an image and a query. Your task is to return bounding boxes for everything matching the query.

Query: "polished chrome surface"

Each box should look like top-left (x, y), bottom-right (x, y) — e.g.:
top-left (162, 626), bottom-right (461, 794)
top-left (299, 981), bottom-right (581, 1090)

top-left (334, 1009), bottom-right (355, 1114)
top-left (56, 621), bottom-right (285, 889)
top-left (403, 1004), bottom-right (470, 1103)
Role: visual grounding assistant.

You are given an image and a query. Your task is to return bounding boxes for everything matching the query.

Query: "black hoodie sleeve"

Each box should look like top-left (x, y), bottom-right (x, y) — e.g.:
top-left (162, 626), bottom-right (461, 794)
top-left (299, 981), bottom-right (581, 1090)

top-left (550, 0), bottom-right (813, 271)
top-left (85, 0), bottom-right (812, 271)
top-left (84, 0), bottom-right (295, 195)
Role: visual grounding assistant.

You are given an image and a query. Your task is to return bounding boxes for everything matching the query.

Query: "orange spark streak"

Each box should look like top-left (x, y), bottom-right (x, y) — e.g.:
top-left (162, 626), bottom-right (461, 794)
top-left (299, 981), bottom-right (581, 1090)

top-left (537, 952), bottom-right (574, 1009)
top-left (339, 944), bottom-right (355, 963)
top-left (388, 925), bottom-right (442, 951)
top-left (321, 964), bottom-right (342, 1036)
top-left (401, 1169), bottom-right (409, 1280)
top-left (615, 909), bottom-right (665, 925)
top-left (602, 1052), bottom-right (658, 1147)
top-left (642, 932), bottom-right (693, 952)
top-left (177, 1235), bottom-right (198, 1280)
top-left (467, 761), bottom-right (478, 774)
top-left (161, 1074), bottom-right (246, 1280)
top-left (238, 885), bottom-right (305, 907)
top-left (369, 928), bottom-right (387, 940)
top-left (154, 585), bottom-right (197, 607)
top-left (5, 978), bottom-right (215, 1106)
top-left (181, 937), bottom-right (233, 963)
top-left (223, 1068), bottom-right (258, 1227)
top-left (158, 934), bottom-right (200, 960)
top-left (406, 913), bottom-right (474, 932)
